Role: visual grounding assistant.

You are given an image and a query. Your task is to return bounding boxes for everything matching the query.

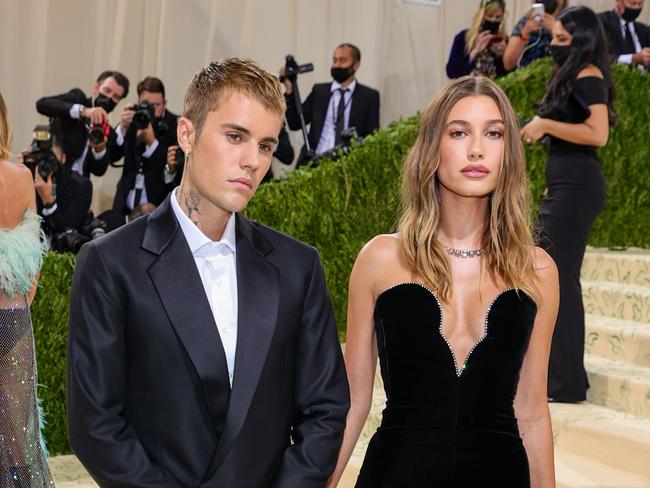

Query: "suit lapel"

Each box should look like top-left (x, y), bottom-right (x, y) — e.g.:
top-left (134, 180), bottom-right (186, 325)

top-left (144, 197), bottom-right (231, 439)
top-left (349, 84), bottom-right (363, 132)
top-left (203, 214), bottom-right (279, 479)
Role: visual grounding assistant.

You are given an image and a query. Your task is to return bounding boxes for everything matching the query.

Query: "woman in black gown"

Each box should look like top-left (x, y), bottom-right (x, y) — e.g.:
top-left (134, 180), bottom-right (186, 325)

top-left (521, 6), bottom-right (616, 403)
top-left (327, 76), bottom-right (559, 487)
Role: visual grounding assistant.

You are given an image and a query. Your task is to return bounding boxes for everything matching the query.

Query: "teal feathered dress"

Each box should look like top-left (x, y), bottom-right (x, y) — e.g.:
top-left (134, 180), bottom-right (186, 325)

top-left (0, 210), bottom-right (54, 486)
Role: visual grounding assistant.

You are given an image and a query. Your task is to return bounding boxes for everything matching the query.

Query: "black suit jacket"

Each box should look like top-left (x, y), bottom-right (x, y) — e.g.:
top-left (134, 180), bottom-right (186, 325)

top-left (285, 81), bottom-right (380, 164)
top-left (598, 10), bottom-right (650, 60)
top-left (111, 110), bottom-right (179, 215)
top-left (67, 196), bottom-right (350, 487)
top-left (36, 89), bottom-right (117, 177)
top-left (36, 167), bottom-right (92, 236)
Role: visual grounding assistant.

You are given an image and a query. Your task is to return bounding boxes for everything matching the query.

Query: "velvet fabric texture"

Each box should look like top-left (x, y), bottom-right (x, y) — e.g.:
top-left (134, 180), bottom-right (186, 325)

top-left (356, 283), bottom-right (537, 487)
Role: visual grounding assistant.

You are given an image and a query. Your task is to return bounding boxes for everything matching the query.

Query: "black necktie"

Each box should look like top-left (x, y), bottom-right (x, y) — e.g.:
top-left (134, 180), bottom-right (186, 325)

top-left (623, 22), bottom-right (636, 55)
top-left (335, 88), bottom-right (348, 145)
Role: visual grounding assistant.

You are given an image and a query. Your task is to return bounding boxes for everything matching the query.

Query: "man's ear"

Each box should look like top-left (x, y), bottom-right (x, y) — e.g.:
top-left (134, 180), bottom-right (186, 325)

top-left (91, 81), bottom-right (100, 97)
top-left (61, 153), bottom-right (67, 165)
top-left (353, 61), bottom-right (361, 72)
top-left (177, 117), bottom-right (195, 154)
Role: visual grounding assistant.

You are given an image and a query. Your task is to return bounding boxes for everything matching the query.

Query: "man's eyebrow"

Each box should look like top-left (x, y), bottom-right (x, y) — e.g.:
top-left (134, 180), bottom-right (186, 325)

top-left (222, 124), bottom-right (278, 145)
top-left (221, 123), bottom-right (251, 135)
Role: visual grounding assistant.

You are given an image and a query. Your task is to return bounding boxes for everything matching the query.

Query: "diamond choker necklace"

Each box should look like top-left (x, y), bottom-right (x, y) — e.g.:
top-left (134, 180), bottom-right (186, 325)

top-left (443, 245), bottom-right (486, 258)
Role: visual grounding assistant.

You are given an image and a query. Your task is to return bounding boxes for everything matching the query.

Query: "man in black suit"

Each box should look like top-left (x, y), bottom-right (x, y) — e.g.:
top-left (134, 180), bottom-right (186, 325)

top-left (36, 70), bottom-right (129, 178)
top-left (282, 43), bottom-right (380, 166)
top-left (111, 77), bottom-right (178, 216)
top-left (598, 0), bottom-right (650, 69)
top-left (67, 58), bottom-right (349, 487)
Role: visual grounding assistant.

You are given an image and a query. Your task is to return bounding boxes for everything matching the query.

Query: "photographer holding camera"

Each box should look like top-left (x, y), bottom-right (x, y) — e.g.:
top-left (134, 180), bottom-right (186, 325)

top-left (20, 121), bottom-right (94, 253)
top-left (280, 43), bottom-right (380, 167)
top-left (35, 70), bottom-right (129, 178)
top-left (110, 77), bottom-right (178, 216)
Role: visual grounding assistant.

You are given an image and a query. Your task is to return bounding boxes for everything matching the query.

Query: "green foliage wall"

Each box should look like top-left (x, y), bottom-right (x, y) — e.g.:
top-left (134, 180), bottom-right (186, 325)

top-left (33, 60), bottom-right (649, 454)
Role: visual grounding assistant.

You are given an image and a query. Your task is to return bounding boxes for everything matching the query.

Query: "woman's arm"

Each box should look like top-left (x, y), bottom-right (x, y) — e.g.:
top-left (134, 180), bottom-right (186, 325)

top-left (521, 70), bottom-right (610, 147)
top-left (326, 238), bottom-right (384, 487)
top-left (514, 248), bottom-right (559, 488)
top-left (446, 31), bottom-right (473, 79)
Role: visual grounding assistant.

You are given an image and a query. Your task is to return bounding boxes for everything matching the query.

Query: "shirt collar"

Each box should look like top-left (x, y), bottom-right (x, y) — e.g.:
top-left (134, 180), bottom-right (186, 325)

top-left (170, 187), bottom-right (237, 256)
top-left (331, 79), bottom-right (357, 94)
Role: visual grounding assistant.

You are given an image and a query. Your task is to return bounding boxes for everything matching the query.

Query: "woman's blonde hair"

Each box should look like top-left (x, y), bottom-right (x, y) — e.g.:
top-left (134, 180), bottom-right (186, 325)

top-left (398, 76), bottom-right (538, 301)
top-left (0, 92), bottom-right (12, 161)
top-left (466, 0), bottom-right (506, 53)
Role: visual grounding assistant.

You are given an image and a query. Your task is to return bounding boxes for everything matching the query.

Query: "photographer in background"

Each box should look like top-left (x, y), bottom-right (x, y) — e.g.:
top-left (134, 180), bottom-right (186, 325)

top-left (281, 43), bottom-right (380, 167)
top-left (21, 121), bottom-right (93, 252)
top-left (35, 70), bottom-right (129, 178)
top-left (111, 77), bottom-right (178, 216)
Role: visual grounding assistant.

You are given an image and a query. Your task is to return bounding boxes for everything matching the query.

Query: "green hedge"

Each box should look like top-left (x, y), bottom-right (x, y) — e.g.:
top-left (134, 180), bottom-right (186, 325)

top-left (33, 60), bottom-right (649, 454)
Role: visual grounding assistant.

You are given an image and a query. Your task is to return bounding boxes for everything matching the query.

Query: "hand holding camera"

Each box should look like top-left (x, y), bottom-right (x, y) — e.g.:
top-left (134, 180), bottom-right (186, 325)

top-left (120, 103), bottom-right (136, 132)
top-left (81, 106), bottom-right (108, 125)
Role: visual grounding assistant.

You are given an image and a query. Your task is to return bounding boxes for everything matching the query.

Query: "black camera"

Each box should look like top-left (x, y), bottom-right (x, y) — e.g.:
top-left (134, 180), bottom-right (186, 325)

top-left (279, 55), bottom-right (314, 82)
top-left (52, 211), bottom-right (107, 254)
top-left (88, 123), bottom-right (109, 145)
top-left (79, 211), bottom-right (107, 240)
top-left (311, 127), bottom-right (363, 166)
top-left (132, 102), bottom-right (156, 130)
top-left (24, 125), bottom-right (60, 180)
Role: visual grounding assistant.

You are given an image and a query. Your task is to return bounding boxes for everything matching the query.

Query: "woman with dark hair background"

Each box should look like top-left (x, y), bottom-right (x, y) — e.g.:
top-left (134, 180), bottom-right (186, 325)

top-left (521, 5), bottom-right (616, 403)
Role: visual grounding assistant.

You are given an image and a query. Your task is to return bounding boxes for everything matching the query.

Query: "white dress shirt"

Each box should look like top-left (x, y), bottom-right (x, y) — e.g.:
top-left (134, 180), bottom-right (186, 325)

top-left (315, 79), bottom-right (357, 155)
top-left (170, 188), bottom-right (238, 386)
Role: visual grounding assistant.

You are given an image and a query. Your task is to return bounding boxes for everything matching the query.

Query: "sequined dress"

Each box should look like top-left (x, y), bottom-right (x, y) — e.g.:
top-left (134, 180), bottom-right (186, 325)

top-left (0, 210), bottom-right (54, 487)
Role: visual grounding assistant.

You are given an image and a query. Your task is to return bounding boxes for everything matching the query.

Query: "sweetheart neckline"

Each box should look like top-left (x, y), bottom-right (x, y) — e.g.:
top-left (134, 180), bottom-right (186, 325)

top-left (376, 282), bottom-right (524, 377)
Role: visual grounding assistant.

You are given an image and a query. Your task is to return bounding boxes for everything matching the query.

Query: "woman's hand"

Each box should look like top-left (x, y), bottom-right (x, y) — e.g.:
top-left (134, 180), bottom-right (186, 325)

top-left (489, 39), bottom-right (506, 57)
top-left (521, 116), bottom-right (547, 144)
top-left (470, 31), bottom-right (495, 61)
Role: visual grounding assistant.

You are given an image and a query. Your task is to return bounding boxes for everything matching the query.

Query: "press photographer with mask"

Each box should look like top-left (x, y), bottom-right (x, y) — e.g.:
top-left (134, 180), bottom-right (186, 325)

top-left (281, 43), bottom-right (380, 166)
top-left (21, 121), bottom-right (92, 252)
top-left (35, 70), bottom-right (129, 178)
top-left (110, 77), bottom-right (178, 216)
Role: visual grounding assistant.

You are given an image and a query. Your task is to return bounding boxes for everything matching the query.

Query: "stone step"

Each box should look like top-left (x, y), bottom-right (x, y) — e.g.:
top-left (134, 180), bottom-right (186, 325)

top-left (585, 355), bottom-right (650, 418)
top-left (551, 403), bottom-right (650, 480)
top-left (555, 449), bottom-right (650, 488)
top-left (582, 281), bottom-right (650, 323)
top-left (585, 314), bottom-right (650, 369)
top-left (582, 248), bottom-right (650, 288)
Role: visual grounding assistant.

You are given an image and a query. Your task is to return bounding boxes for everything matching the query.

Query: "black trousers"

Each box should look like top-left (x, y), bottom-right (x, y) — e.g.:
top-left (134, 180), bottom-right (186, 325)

top-left (538, 151), bottom-right (606, 402)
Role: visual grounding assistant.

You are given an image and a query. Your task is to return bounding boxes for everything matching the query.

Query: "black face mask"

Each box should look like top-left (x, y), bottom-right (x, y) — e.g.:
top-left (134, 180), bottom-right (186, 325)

top-left (93, 94), bottom-right (117, 113)
top-left (331, 66), bottom-right (354, 84)
top-left (622, 7), bottom-right (642, 23)
top-left (549, 44), bottom-right (571, 65)
top-left (482, 20), bottom-right (501, 34)
top-left (542, 0), bottom-right (558, 15)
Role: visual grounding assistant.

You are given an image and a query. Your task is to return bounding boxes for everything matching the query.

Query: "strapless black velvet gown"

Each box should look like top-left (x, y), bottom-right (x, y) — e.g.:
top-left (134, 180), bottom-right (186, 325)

top-left (356, 283), bottom-right (537, 487)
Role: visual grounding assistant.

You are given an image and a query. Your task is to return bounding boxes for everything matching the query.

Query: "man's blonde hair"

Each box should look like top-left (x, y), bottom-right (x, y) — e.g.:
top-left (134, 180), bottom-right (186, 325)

top-left (183, 58), bottom-right (286, 140)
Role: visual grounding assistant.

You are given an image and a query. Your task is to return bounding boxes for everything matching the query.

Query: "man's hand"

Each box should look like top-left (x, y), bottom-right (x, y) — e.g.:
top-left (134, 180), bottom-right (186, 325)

top-left (81, 106), bottom-right (109, 125)
top-left (632, 48), bottom-right (650, 67)
top-left (279, 66), bottom-right (293, 94)
top-left (166, 145), bottom-right (179, 174)
top-left (34, 170), bottom-right (56, 205)
top-left (137, 123), bottom-right (156, 146)
top-left (120, 104), bottom-right (135, 133)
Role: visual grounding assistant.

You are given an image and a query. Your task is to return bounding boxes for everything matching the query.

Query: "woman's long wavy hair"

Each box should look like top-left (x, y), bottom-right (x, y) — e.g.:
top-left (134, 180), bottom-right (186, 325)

top-left (0, 92), bottom-right (12, 161)
top-left (538, 5), bottom-right (617, 125)
top-left (398, 76), bottom-right (538, 302)
top-left (465, 0), bottom-right (506, 53)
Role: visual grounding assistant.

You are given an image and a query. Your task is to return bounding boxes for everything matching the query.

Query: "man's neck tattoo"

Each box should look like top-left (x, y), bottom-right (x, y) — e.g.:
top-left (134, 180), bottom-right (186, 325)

top-left (181, 190), bottom-right (201, 226)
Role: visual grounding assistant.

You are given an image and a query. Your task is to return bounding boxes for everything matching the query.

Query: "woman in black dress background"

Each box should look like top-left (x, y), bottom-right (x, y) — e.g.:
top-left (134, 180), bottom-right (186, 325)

top-left (521, 6), bottom-right (616, 403)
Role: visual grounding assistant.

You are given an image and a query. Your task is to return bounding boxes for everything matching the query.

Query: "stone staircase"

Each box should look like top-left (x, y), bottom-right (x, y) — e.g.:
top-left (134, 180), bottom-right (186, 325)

top-left (340, 248), bottom-right (650, 488)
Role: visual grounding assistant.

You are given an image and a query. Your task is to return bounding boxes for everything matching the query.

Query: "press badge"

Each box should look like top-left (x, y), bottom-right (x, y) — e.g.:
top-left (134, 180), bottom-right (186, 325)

top-left (135, 173), bottom-right (145, 190)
